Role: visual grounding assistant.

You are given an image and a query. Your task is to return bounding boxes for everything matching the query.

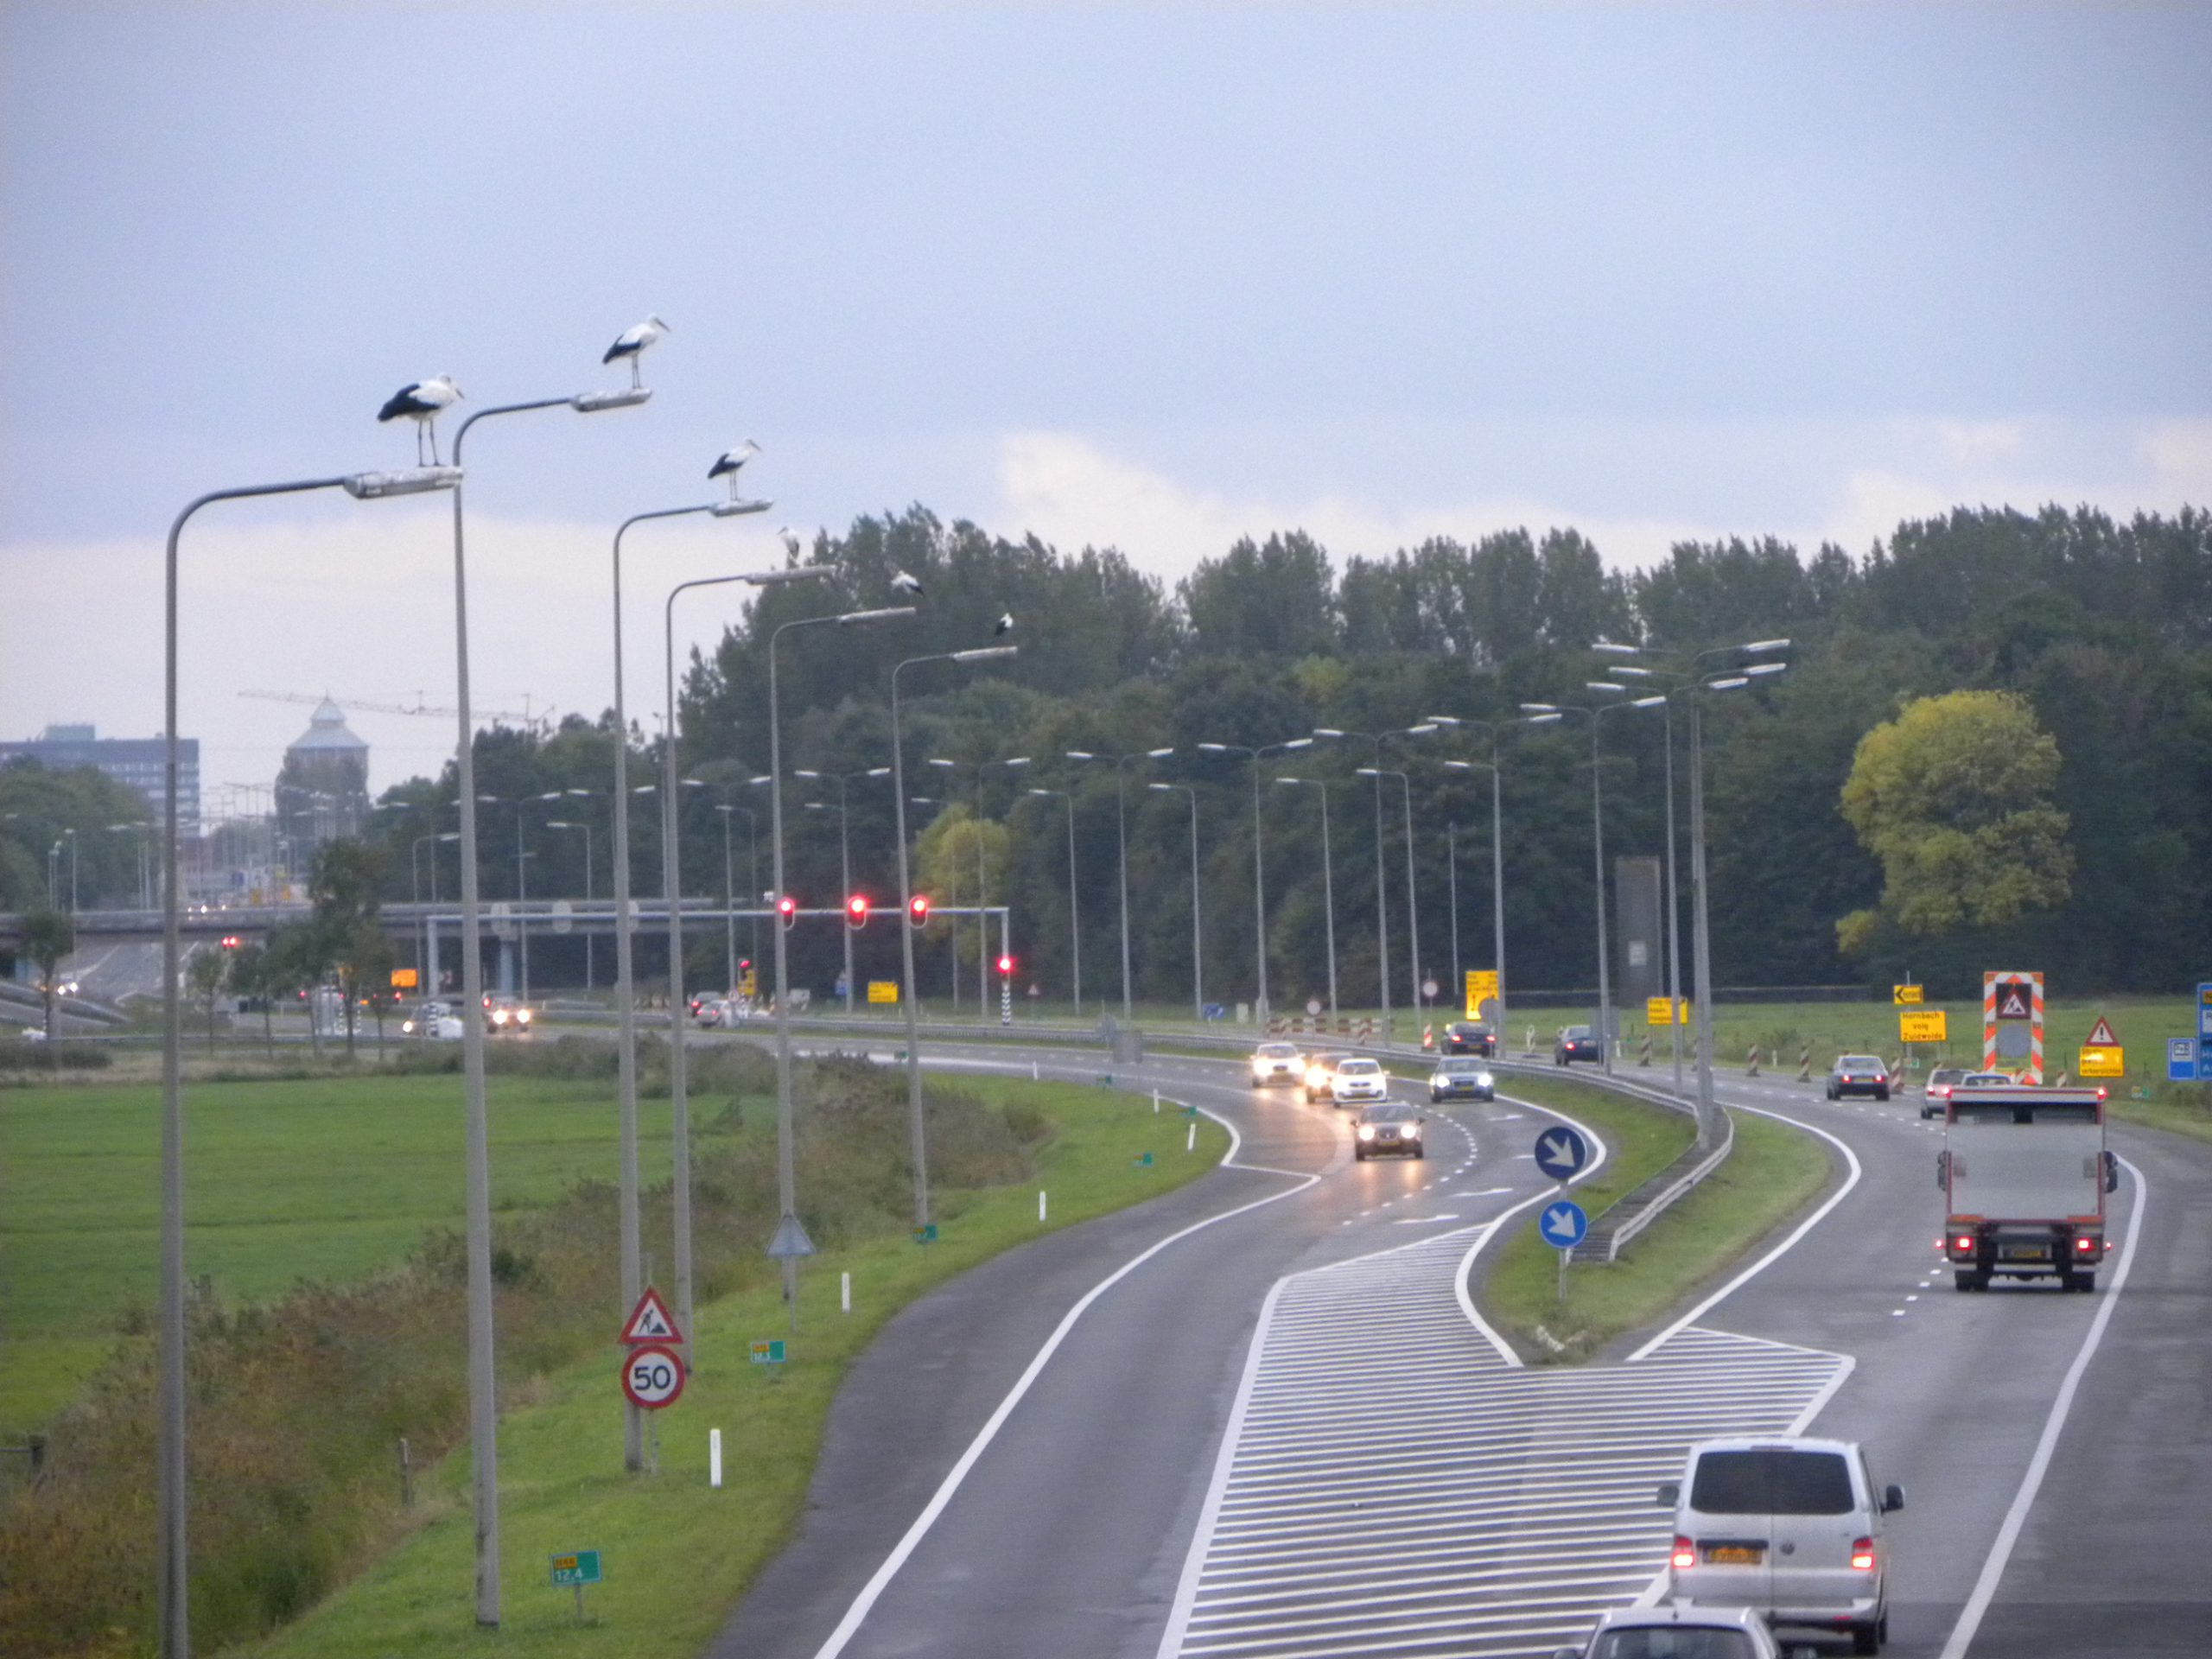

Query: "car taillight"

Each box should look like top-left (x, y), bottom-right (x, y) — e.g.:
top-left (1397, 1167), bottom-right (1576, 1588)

top-left (1851, 1538), bottom-right (1876, 1571)
top-left (1671, 1536), bottom-right (1696, 1570)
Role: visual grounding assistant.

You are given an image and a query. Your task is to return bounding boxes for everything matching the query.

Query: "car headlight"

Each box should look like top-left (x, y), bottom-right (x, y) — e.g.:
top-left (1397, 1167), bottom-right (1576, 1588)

top-left (1357, 1125), bottom-right (1376, 1140)
top-left (517, 1009), bottom-right (531, 1025)
top-left (402, 1020), bottom-right (416, 1033)
top-left (1476, 1072), bottom-right (1493, 1087)
top-left (1402, 1126), bottom-right (1421, 1140)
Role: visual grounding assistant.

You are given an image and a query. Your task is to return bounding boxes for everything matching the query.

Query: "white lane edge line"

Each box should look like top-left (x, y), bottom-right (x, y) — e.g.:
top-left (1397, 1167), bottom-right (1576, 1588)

top-left (1935, 1155), bottom-right (2149, 1659)
top-left (1625, 1099), bottom-right (1864, 1363)
top-left (805, 1096), bottom-right (1316, 1659)
top-left (1447, 1092), bottom-right (1610, 1368)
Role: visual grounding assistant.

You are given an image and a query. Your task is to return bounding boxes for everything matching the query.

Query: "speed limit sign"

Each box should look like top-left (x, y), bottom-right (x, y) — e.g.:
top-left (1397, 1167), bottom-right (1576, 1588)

top-left (620, 1344), bottom-right (685, 1409)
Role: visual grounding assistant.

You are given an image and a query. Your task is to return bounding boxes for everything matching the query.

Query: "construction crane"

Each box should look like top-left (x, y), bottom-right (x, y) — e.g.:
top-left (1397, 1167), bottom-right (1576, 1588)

top-left (238, 690), bottom-right (546, 728)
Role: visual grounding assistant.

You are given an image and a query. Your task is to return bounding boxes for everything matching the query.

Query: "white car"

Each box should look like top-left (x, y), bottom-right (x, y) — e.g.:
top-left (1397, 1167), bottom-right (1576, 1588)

top-left (1249, 1042), bottom-right (1304, 1087)
top-left (1554, 1605), bottom-right (1782, 1659)
top-left (401, 1001), bottom-right (464, 1041)
top-left (1659, 1436), bottom-right (1903, 1654)
top-left (1327, 1057), bottom-right (1389, 1106)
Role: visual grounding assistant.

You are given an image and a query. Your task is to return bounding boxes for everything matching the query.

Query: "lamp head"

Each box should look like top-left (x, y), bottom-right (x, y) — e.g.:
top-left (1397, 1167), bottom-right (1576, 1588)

top-left (570, 387), bottom-right (652, 413)
top-left (342, 465), bottom-right (461, 499)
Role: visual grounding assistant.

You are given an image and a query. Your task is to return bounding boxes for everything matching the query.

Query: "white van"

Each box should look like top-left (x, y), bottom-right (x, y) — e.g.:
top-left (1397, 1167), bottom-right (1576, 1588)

top-left (1658, 1436), bottom-right (1903, 1655)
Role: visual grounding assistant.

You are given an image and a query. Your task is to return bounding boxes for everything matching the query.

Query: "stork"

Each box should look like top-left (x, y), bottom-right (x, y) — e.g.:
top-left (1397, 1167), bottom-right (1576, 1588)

top-left (995, 611), bottom-right (1014, 636)
top-left (892, 569), bottom-right (925, 598)
top-left (603, 315), bottom-right (670, 388)
top-left (708, 440), bottom-right (760, 501)
top-left (779, 526), bottom-right (804, 563)
top-left (376, 376), bottom-right (463, 465)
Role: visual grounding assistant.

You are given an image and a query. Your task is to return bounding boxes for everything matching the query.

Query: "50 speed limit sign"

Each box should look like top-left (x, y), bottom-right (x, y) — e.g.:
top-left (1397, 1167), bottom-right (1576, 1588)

top-left (620, 1344), bottom-right (686, 1409)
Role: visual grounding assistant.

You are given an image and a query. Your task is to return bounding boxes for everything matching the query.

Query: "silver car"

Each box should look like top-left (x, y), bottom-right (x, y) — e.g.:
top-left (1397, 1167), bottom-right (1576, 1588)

top-left (1554, 1605), bottom-right (1782, 1659)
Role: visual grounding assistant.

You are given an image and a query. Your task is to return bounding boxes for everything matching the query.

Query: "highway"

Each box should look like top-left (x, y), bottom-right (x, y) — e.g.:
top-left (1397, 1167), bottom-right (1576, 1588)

top-left (692, 1038), bottom-right (2208, 1659)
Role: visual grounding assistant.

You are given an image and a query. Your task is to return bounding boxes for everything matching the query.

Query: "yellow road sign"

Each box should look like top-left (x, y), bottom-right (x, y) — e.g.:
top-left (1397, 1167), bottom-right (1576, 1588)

top-left (867, 980), bottom-right (899, 1005)
top-left (390, 967), bottom-right (419, 989)
top-left (1899, 1009), bottom-right (1948, 1044)
top-left (1647, 997), bottom-right (1688, 1026)
top-left (1892, 983), bottom-right (1923, 1006)
top-left (1465, 970), bottom-right (1498, 1017)
top-left (2078, 1045), bottom-right (2124, 1077)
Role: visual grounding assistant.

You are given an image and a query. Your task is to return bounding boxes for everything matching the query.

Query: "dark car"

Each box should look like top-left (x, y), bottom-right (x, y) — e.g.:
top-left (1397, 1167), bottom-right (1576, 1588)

top-left (1429, 1057), bottom-right (1496, 1103)
top-left (1826, 1053), bottom-right (1890, 1101)
top-left (1353, 1102), bottom-right (1427, 1160)
top-left (1443, 1020), bottom-right (1497, 1057)
top-left (1554, 1025), bottom-right (1603, 1065)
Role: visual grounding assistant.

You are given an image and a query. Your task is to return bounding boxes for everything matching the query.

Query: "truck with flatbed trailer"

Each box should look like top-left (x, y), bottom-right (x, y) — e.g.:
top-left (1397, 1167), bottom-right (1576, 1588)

top-left (1936, 1084), bottom-right (2117, 1293)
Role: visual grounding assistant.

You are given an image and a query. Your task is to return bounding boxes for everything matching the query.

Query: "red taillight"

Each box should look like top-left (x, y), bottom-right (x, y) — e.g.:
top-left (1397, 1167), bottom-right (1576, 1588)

top-left (1851, 1537), bottom-right (1876, 1571)
top-left (1954, 1234), bottom-right (1975, 1253)
top-left (2075, 1235), bottom-right (2098, 1254)
top-left (1670, 1536), bottom-right (1697, 1570)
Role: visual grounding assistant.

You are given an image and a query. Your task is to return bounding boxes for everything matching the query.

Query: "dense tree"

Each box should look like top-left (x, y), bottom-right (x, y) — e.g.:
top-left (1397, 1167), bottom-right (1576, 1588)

top-left (22, 908), bottom-right (75, 1039)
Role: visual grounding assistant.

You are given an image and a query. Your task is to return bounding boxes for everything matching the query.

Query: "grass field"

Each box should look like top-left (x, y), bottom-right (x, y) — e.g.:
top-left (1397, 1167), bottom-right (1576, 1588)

top-left (0, 1072), bottom-right (684, 1436)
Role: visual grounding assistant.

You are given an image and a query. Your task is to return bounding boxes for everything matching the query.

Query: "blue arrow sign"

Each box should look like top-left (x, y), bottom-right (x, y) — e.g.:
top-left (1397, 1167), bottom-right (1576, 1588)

top-left (1533, 1126), bottom-right (1590, 1181)
top-left (1540, 1200), bottom-right (1589, 1249)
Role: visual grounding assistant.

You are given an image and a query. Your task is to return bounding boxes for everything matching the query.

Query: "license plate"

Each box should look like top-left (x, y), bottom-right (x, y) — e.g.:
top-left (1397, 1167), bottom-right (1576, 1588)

top-left (1705, 1544), bottom-right (1764, 1565)
top-left (2000, 1244), bottom-right (2050, 1261)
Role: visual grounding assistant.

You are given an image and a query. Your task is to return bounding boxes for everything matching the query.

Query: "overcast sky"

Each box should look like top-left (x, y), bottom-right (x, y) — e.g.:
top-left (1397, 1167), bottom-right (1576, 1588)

top-left (3, 2), bottom-right (2207, 801)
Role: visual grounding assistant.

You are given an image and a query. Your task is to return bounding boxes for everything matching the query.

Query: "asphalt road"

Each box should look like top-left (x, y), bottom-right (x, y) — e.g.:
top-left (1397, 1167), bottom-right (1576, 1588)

top-left (690, 1037), bottom-right (2209, 1659)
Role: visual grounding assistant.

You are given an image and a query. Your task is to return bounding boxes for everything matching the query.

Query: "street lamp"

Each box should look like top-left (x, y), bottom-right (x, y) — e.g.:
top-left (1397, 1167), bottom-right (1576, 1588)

top-left (1064, 746), bottom-right (1174, 1020)
top-left (1195, 737), bottom-right (1313, 1024)
top-left (711, 802), bottom-right (753, 995)
top-left (925, 755), bottom-right (1032, 1020)
top-left (106, 822), bottom-right (154, 911)
top-left (795, 767), bottom-right (890, 1014)
top-left (1023, 785), bottom-right (1081, 1014)
top-left (1313, 725), bottom-right (1433, 1034)
top-left (769, 604), bottom-right (916, 1321)
top-left (412, 829), bottom-right (461, 986)
top-left (1355, 765), bottom-right (1423, 1014)
top-left (1273, 776), bottom-right (1338, 1015)
top-left (543, 819), bottom-right (594, 988)
top-left (160, 456), bottom-right (458, 1656)
top-left (1147, 782), bottom-right (1203, 1019)
top-left (892, 646), bottom-right (1019, 1230)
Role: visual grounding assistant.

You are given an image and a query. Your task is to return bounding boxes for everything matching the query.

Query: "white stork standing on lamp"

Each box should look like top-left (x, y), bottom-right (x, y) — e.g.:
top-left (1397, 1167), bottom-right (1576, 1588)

top-left (708, 440), bottom-right (760, 502)
top-left (604, 315), bottom-right (670, 388)
top-left (779, 527), bottom-right (804, 563)
top-left (377, 376), bottom-right (463, 465)
top-left (892, 569), bottom-right (925, 599)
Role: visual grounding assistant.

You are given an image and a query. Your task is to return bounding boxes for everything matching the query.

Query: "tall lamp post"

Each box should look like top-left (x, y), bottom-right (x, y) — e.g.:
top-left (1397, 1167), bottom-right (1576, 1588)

top-left (713, 800), bottom-right (759, 994)
top-left (891, 647), bottom-right (1019, 1229)
top-left (1313, 725), bottom-right (1433, 1033)
top-left (925, 755), bottom-right (1032, 1019)
top-left (1272, 775), bottom-right (1337, 1015)
top-left (1195, 736), bottom-right (1313, 1024)
top-left (1147, 781), bottom-right (1203, 1019)
top-left (1065, 746), bottom-right (1173, 1020)
top-left (161, 457), bottom-right (459, 1658)
top-left (1023, 784), bottom-right (1082, 1015)
top-left (411, 828), bottom-right (461, 983)
top-left (798, 767), bottom-right (888, 1013)
top-left (768, 604), bottom-right (915, 1321)
top-left (1355, 765), bottom-right (1423, 1014)
top-left (543, 817), bottom-right (594, 988)
top-left (1427, 712), bottom-right (1539, 1036)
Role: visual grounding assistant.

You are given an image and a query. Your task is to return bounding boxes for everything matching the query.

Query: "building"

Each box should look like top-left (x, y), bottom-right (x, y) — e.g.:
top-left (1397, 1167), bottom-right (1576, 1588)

top-left (274, 698), bottom-right (371, 863)
top-left (0, 723), bottom-right (200, 832)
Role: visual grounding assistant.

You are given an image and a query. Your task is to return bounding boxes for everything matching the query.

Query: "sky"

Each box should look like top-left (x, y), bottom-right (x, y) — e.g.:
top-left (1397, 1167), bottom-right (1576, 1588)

top-left (3, 2), bottom-right (2208, 802)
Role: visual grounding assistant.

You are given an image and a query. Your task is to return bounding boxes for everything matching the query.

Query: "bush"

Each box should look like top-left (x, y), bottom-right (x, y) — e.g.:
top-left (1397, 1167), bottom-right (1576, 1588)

top-left (0, 1041), bottom-right (112, 1073)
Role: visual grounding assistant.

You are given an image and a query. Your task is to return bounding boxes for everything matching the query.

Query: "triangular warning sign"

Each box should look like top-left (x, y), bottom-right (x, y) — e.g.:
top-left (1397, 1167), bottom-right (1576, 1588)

top-left (766, 1212), bottom-right (817, 1261)
top-left (1996, 984), bottom-right (2032, 1019)
top-left (620, 1287), bottom-right (683, 1346)
top-left (2086, 1015), bottom-right (2119, 1047)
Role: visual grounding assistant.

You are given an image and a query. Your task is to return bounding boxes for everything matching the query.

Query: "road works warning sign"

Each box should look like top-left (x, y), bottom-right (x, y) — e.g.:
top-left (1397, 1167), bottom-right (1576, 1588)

top-left (618, 1287), bottom-right (682, 1346)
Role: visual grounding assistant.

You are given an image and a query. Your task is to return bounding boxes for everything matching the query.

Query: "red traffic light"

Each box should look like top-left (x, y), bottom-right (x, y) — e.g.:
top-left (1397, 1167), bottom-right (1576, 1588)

top-left (777, 894), bottom-right (798, 929)
top-left (907, 893), bottom-right (931, 928)
top-left (996, 954), bottom-right (1014, 976)
top-left (845, 893), bottom-right (870, 930)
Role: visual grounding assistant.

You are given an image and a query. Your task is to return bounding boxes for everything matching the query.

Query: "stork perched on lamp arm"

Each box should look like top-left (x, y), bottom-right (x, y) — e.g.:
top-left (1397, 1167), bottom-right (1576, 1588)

top-left (604, 315), bottom-right (670, 388)
top-left (779, 526), bottom-right (804, 563)
top-left (377, 376), bottom-right (463, 465)
top-left (892, 569), bottom-right (925, 599)
top-left (709, 440), bottom-right (760, 501)
top-left (995, 611), bottom-right (1014, 636)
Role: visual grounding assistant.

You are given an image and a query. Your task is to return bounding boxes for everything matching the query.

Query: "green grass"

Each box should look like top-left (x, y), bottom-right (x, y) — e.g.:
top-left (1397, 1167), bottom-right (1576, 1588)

top-left (0, 1073), bottom-right (683, 1435)
top-left (237, 1075), bottom-right (1223, 1659)
top-left (1480, 1103), bottom-right (1833, 1363)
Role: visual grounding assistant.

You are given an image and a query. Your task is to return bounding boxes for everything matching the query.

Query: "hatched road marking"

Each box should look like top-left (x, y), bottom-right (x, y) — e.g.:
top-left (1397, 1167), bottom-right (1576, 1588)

top-left (1158, 1227), bottom-right (1847, 1659)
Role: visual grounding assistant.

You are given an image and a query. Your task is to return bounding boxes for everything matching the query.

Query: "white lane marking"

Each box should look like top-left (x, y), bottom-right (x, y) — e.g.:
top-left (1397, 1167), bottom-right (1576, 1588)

top-left (1936, 1156), bottom-right (2149, 1659)
top-left (804, 1093), bottom-right (1315, 1659)
top-left (1625, 1098), bottom-right (1862, 1362)
top-left (1396, 1214), bottom-right (1461, 1224)
top-left (1452, 1093), bottom-right (1610, 1369)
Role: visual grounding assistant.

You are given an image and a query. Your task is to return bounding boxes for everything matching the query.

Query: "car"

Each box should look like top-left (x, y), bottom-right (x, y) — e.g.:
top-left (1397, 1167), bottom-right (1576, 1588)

top-left (1917, 1065), bottom-right (1970, 1119)
top-left (402, 1009), bottom-right (464, 1040)
top-left (1825, 1054), bottom-right (1890, 1101)
top-left (1553, 1605), bottom-right (1784, 1659)
top-left (692, 995), bottom-right (732, 1027)
top-left (1353, 1101), bottom-right (1426, 1160)
top-left (1302, 1050), bottom-right (1353, 1103)
top-left (1554, 1025), bottom-right (1604, 1065)
top-left (1428, 1057), bottom-right (1496, 1103)
top-left (482, 994), bottom-right (533, 1035)
top-left (1327, 1056), bottom-right (1389, 1106)
top-left (1658, 1435), bottom-right (1903, 1655)
top-left (1249, 1041), bottom-right (1304, 1087)
top-left (1442, 1020), bottom-right (1497, 1057)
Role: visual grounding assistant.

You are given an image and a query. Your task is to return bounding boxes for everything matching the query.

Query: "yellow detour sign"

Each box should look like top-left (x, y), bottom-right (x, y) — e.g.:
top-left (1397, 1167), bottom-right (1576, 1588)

top-left (1899, 1009), bottom-right (1948, 1044)
top-left (1892, 983), bottom-right (1923, 1006)
top-left (1465, 970), bottom-right (1498, 1017)
top-left (390, 967), bottom-right (419, 990)
top-left (1647, 997), bottom-right (1688, 1026)
top-left (867, 980), bottom-right (899, 1005)
top-left (2078, 1045), bottom-right (2124, 1077)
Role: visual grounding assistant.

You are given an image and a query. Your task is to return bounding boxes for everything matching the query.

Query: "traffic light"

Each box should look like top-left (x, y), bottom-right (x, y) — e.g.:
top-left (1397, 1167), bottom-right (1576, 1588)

top-left (777, 894), bottom-right (798, 930)
top-left (996, 953), bottom-right (1014, 976)
top-left (845, 893), bottom-right (870, 931)
top-left (907, 893), bottom-right (931, 929)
